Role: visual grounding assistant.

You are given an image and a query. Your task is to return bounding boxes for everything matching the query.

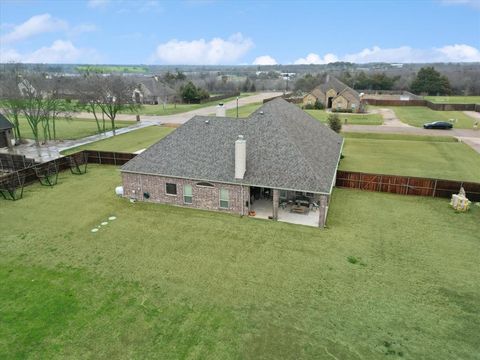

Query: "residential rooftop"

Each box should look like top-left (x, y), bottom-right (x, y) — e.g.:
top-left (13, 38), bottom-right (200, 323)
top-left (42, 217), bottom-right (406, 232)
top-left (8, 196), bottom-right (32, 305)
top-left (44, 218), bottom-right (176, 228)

top-left (121, 98), bottom-right (343, 194)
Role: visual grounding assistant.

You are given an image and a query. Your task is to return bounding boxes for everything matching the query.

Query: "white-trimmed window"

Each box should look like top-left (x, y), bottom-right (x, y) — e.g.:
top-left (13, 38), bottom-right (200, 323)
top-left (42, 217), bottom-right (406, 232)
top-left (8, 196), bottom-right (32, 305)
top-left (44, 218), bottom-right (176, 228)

top-left (166, 183), bottom-right (177, 195)
top-left (219, 189), bottom-right (229, 208)
top-left (184, 184), bottom-right (192, 204)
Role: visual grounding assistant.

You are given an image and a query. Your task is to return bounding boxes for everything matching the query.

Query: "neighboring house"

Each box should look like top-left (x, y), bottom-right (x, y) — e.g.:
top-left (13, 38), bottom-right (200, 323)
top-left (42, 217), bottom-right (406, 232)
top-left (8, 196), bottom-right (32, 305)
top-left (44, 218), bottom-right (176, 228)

top-left (0, 114), bottom-right (14, 149)
top-left (303, 75), bottom-right (362, 112)
top-left (121, 98), bottom-right (343, 228)
top-left (303, 88), bottom-right (325, 106)
top-left (133, 76), bottom-right (176, 105)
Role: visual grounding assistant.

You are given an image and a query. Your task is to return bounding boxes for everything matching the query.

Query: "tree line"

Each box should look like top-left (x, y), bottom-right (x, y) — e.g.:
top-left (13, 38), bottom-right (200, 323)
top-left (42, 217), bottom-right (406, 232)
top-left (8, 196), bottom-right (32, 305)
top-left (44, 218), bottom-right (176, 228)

top-left (294, 67), bottom-right (454, 95)
top-left (0, 71), bottom-right (140, 144)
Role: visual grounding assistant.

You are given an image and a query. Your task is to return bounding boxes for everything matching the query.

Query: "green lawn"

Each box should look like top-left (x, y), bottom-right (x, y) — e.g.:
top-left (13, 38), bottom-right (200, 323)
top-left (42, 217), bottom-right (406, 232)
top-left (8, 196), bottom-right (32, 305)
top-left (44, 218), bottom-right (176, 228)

top-left (340, 135), bottom-right (480, 181)
top-left (386, 106), bottom-right (476, 129)
top-left (0, 165), bottom-right (479, 359)
top-left (18, 117), bottom-right (132, 140)
top-left (424, 96), bottom-right (480, 104)
top-left (225, 102), bottom-right (263, 117)
top-left (306, 110), bottom-right (384, 125)
top-left (61, 125), bottom-right (174, 155)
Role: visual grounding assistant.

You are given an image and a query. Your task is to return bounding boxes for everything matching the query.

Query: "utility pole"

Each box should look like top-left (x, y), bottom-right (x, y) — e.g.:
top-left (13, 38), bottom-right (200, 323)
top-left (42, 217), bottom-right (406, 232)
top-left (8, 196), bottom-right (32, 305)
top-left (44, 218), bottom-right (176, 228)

top-left (236, 96), bottom-right (239, 118)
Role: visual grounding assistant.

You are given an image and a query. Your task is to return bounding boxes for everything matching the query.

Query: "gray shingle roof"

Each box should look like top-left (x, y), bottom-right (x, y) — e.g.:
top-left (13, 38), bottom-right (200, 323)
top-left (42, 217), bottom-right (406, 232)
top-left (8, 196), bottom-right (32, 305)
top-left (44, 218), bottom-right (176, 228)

top-left (318, 76), bottom-right (360, 101)
top-left (0, 113), bottom-right (14, 130)
top-left (121, 98), bottom-right (343, 194)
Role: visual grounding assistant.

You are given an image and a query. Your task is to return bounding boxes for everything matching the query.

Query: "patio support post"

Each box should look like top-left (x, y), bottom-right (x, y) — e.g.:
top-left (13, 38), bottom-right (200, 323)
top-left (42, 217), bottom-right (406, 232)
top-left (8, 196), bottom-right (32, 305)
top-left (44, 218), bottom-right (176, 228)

top-left (318, 194), bottom-right (328, 228)
top-left (272, 189), bottom-right (279, 220)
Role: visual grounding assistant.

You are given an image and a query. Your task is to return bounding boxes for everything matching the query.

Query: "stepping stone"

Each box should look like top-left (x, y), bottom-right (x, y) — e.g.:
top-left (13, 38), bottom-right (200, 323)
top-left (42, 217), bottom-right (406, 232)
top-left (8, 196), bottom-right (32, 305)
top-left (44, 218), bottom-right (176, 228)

top-left (91, 228), bottom-right (99, 233)
top-left (108, 216), bottom-right (117, 221)
top-left (101, 222), bottom-right (108, 226)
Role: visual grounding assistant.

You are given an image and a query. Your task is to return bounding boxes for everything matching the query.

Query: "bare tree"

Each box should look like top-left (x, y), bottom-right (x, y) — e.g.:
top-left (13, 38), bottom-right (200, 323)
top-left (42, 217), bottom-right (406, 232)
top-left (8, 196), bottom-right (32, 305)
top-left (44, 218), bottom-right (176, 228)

top-left (96, 76), bottom-right (140, 135)
top-left (75, 74), bottom-right (106, 133)
top-left (0, 71), bottom-right (24, 141)
top-left (15, 73), bottom-right (71, 144)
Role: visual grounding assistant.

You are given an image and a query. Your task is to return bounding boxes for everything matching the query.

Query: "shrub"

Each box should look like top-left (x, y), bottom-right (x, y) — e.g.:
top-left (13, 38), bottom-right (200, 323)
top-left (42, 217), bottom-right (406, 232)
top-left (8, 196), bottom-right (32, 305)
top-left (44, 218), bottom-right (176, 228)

top-left (314, 99), bottom-right (324, 110)
top-left (347, 256), bottom-right (358, 264)
top-left (304, 103), bottom-right (315, 110)
top-left (332, 108), bottom-right (353, 113)
top-left (327, 113), bottom-right (342, 133)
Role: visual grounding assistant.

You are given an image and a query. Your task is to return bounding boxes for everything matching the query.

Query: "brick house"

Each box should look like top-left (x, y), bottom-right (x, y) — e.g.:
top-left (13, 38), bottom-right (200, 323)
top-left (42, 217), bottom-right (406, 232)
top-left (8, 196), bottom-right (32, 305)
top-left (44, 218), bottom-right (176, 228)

top-left (0, 114), bottom-right (14, 149)
top-left (121, 98), bottom-right (343, 227)
top-left (303, 75), bottom-right (362, 112)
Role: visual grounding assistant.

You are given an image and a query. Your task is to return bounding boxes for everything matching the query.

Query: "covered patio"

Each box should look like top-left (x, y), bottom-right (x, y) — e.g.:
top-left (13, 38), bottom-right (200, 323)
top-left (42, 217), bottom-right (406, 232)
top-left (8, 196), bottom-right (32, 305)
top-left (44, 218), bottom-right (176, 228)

top-left (248, 187), bottom-right (327, 228)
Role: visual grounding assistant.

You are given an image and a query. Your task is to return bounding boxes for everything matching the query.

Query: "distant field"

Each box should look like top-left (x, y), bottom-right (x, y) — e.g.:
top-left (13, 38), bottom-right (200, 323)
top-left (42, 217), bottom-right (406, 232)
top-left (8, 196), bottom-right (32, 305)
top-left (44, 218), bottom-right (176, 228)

top-left (306, 110), bottom-right (383, 125)
top-left (75, 65), bottom-right (148, 73)
top-left (386, 106), bottom-right (476, 129)
top-left (61, 125), bottom-right (174, 155)
top-left (18, 117), bottom-right (132, 140)
top-left (424, 96), bottom-right (480, 104)
top-left (340, 134), bottom-right (480, 181)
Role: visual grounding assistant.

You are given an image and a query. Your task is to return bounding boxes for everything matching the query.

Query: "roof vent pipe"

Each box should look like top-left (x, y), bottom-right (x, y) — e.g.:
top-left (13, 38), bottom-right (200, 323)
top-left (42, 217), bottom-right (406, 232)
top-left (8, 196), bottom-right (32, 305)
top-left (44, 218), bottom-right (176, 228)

top-left (235, 135), bottom-right (246, 180)
top-left (216, 103), bottom-right (226, 117)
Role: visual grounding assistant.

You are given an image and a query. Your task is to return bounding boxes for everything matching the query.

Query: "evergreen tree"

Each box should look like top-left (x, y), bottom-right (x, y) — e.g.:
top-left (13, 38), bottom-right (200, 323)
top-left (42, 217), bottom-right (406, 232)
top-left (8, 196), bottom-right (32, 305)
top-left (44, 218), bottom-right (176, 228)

top-left (411, 67), bottom-right (452, 95)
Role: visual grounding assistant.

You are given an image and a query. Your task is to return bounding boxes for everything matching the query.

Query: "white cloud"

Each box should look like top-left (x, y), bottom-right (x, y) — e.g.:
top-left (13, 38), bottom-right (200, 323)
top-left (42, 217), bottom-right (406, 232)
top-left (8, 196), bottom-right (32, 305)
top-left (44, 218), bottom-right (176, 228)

top-left (294, 52), bottom-right (338, 65)
top-left (152, 33), bottom-right (253, 65)
top-left (436, 44), bottom-right (480, 62)
top-left (87, 0), bottom-right (110, 9)
top-left (0, 40), bottom-right (101, 64)
top-left (253, 55), bottom-right (278, 65)
top-left (0, 48), bottom-right (22, 63)
top-left (292, 44), bottom-right (480, 64)
top-left (440, 0), bottom-right (480, 9)
top-left (343, 44), bottom-right (480, 63)
top-left (343, 46), bottom-right (416, 63)
top-left (0, 13), bottom-right (67, 44)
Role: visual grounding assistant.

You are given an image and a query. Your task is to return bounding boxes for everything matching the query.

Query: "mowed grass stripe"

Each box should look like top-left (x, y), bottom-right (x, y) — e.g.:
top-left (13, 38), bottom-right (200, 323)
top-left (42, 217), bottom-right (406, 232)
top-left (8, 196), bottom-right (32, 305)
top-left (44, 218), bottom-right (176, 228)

top-left (340, 138), bottom-right (480, 181)
top-left (61, 125), bottom-right (174, 155)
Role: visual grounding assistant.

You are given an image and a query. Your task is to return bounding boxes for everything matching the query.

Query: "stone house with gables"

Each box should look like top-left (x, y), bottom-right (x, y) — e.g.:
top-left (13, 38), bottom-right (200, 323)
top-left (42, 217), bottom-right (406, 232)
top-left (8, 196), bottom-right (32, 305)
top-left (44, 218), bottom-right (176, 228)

top-left (121, 98), bottom-right (343, 227)
top-left (303, 75), bottom-right (362, 112)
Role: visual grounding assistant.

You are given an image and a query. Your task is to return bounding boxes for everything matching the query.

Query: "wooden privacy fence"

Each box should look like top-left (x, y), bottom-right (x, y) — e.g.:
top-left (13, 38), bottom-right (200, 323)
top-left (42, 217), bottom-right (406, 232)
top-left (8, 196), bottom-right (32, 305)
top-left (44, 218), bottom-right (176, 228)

top-left (0, 153), bottom-right (37, 172)
top-left (83, 150), bottom-right (136, 165)
top-left (336, 170), bottom-right (480, 201)
top-left (2, 150), bottom-right (480, 202)
top-left (363, 98), bottom-right (479, 112)
top-left (0, 150), bottom-right (137, 189)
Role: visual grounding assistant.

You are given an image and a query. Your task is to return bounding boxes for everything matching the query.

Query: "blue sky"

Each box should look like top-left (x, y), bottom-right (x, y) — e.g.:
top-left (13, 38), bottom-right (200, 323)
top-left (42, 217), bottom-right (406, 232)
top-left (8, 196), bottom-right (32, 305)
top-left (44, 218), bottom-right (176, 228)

top-left (1, 0), bottom-right (479, 64)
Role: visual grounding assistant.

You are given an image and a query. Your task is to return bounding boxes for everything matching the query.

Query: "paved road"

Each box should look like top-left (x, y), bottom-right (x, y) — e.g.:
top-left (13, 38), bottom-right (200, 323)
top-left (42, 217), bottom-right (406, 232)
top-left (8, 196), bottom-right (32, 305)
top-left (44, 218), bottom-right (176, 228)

top-left (0, 92), bottom-right (282, 162)
top-left (0, 122), bottom-right (156, 162)
top-left (4, 96), bottom-right (479, 162)
top-left (73, 92), bottom-right (283, 124)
